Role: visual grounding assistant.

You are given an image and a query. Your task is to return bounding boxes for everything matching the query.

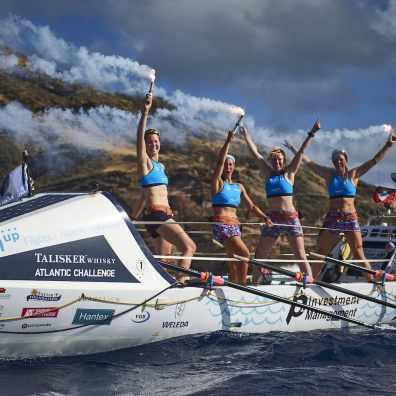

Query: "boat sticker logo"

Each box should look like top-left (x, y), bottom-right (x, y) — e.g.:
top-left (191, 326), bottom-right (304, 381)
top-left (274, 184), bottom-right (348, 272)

top-left (26, 289), bottom-right (61, 302)
top-left (162, 321), bottom-right (189, 329)
top-left (136, 260), bottom-right (146, 272)
top-left (21, 307), bottom-right (59, 318)
top-left (0, 227), bottom-right (20, 253)
top-left (21, 323), bottom-right (51, 329)
top-left (286, 294), bottom-right (360, 324)
top-left (131, 311), bottom-right (151, 323)
top-left (175, 302), bottom-right (186, 319)
top-left (72, 308), bottom-right (115, 326)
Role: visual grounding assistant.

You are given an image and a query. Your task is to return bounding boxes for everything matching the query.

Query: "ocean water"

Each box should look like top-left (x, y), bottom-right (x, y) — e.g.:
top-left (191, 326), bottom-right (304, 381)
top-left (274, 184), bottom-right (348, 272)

top-left (1, 328), bottom-right (396, 396)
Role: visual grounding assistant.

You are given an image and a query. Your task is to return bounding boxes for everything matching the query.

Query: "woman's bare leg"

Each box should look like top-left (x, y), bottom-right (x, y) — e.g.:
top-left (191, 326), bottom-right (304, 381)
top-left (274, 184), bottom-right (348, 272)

top-left (224, 236), bottom-right (250, 285)
top-left (253, 236), bottom-right (278, 284)
top-left (344, 231), bottom-right (372, 281)
top-left (286, 235), bottom-right (312, 278)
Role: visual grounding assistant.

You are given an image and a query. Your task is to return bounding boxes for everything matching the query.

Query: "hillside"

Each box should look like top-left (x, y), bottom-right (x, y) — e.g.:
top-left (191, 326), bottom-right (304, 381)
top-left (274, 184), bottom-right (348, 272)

top-left (0, 66), bottom-right (380, 267)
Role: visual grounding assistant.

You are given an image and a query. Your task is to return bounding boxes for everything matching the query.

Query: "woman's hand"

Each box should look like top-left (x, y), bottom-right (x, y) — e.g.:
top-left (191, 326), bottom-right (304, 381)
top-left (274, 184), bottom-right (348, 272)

top-left (261, 216), bottom-right (273, 227)
top-left (239, 125), bottom-right (247, 137)
top-left (227, 130), bottom-right (235, 141)
top-left (310, 118), bottom-right (321, 135)
top-left (386, 133), bottom-right (395, 147)
top-left (142, 93), bottom-right (152, 114)
top-left (283, 139), bottom-right (295, 151)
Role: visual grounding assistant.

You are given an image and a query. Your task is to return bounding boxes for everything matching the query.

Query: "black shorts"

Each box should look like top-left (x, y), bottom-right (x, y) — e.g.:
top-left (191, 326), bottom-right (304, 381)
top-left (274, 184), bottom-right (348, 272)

top-left (142, 210), bottom-right (173, 238)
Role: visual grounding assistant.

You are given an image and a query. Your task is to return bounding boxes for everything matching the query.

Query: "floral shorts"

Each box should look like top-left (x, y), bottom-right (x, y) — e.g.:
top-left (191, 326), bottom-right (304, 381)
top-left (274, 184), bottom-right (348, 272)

top-left (322, 211), bottom-right (360, 235)
top-left (261, 210), bottom-right (303, 238)
top-left (212, 224), bottom-right (242, 245)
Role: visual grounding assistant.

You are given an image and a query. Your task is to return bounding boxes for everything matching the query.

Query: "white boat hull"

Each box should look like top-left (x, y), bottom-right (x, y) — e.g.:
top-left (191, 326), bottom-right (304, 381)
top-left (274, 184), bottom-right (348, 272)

top-left (1, 192), bottom-right (395, 358)
top-left (1, 280), bottom-right (395, 358)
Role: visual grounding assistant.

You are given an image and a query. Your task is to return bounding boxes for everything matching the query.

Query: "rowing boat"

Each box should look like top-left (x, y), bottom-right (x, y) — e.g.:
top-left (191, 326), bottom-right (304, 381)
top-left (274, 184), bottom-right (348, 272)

top-left (0, 191), bottom-right (395, 358)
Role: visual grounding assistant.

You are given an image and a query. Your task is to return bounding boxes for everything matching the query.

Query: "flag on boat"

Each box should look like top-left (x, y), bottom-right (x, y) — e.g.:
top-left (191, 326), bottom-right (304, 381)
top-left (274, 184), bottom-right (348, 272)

top-left (373, 187), bottom-right (396, 207)
top-left (0, 163), bottom-right (30, 207)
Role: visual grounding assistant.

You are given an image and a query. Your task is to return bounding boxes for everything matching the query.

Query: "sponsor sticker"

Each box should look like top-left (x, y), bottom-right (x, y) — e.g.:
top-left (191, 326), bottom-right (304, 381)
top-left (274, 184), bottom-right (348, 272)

top-left (0, 227), bottom-right (20, 253)
top-left (26, 289), bottom-right (61, 302)
top-left (21, 307), bottom-right (59, 318)
top-left (72, 308), bottom-right (115, 326)
top-left (21, 323), bottom-right (51, 329)
top-left (131, 311), bottom-right (151, 323)
top-left (162, 321), bottom-right (189, 329)
top-left (175, 302), bottom-right (186, 319)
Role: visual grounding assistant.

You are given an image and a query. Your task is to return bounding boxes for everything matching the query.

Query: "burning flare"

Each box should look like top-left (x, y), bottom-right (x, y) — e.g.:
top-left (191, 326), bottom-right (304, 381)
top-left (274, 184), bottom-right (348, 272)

top-left (229, 107), bottom-right (245, 133)
top-left (383, 124), bottom-right (393, 133)
top-left (148, 69), bottom-right (156, 94)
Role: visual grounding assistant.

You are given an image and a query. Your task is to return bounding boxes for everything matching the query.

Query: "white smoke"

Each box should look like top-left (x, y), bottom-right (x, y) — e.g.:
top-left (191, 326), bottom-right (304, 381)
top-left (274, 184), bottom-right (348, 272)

top-left (0, 15), bottom-right (395, 187)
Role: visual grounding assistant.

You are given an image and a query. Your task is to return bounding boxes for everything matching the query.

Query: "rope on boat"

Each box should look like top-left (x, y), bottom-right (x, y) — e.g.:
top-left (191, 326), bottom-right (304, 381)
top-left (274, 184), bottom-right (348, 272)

top-left (0, 296), bottom-right (83, 321)
top-left (0, 283), bottom-right (177, 334)
top-left (133, 219), bottom-right (385, 233)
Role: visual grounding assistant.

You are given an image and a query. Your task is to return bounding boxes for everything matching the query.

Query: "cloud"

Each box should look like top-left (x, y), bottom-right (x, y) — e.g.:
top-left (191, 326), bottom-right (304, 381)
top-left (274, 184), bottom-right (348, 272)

top-left (0, 13), bottom-right (394, 187)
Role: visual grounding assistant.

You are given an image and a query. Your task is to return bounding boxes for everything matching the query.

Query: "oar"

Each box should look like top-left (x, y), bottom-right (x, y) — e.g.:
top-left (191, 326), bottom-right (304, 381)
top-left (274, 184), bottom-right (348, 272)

top-left (158, 260), bottom-right (377, 330)
top-left (234, 254), bottom-right (396, 311)
top-left (309, 252), bottom-right (395, 281)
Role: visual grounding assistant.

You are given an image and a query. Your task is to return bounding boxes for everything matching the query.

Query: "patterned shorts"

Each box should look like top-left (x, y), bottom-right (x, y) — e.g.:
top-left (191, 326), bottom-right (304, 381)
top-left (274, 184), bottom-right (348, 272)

top-left (322, 211), bottom-right (360, 235)
top-left (261, 210), bottom-right (303, 238)
top-left (212, 224), bottom-right (242, 245)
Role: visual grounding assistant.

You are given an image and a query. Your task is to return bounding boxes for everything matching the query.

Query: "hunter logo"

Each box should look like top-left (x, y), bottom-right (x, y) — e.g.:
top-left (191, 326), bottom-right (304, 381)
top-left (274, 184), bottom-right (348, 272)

top-left (26, 289), bottom-right (61, 302)
top-left (72, 308), bottom-right (115, 325)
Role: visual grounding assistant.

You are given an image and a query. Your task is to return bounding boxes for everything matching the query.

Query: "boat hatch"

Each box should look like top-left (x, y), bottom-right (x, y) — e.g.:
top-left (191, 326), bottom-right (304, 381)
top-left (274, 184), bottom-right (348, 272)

top-left (0, 193), bottom-right (83, 223)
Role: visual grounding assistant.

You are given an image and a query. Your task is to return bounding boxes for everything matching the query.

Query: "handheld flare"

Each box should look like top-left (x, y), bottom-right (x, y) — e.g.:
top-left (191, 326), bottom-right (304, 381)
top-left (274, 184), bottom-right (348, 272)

top-left (148, 69), bottom-right (156, 94)
top-left (383, 124), bottom-right (395, 142)
top-left (231, 114), bottom-right (244, 133)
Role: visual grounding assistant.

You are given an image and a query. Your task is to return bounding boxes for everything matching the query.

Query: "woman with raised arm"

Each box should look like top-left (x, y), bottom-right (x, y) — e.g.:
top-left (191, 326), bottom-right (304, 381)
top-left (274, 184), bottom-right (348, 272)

top-left (211, 131), bottom-right (271, 285)
top-left (240, 120), bottom-right (320, 284)
top-left (137, 93), bottom-right (196, 283)
top-left (285, 134), bottom-right (395, 280)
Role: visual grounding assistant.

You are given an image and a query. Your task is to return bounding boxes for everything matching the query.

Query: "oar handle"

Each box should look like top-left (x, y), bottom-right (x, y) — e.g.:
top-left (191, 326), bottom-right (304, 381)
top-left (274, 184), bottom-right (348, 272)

top-left (309, 251), bottom-right (394, 278)
top-left (235, 254), bottom-right (396, 310)
top-left (233, 254), bottom-right (314, 284)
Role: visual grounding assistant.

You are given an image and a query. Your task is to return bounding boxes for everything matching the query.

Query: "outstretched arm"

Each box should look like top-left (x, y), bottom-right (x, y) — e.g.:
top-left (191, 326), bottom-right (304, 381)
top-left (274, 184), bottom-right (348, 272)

top-left (239, 184), bottom-right (272, 226)
top-left (353, 135), bottom-right (395, 179)
top-left (286, 119), bottom-right (320, 177)
top-left (211, 131), bottom-right (234, 195)
top-left (239, 126), bottom-right (271, 178)
top-left (137, 94), bottom-right (152, 176)
top-left (284, 137), bottom-right (332, 180)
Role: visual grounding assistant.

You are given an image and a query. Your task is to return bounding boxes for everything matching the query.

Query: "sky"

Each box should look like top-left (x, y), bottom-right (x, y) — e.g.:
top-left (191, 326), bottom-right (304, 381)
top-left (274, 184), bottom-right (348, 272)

top-left (0, 0), bottom-right (395, 187)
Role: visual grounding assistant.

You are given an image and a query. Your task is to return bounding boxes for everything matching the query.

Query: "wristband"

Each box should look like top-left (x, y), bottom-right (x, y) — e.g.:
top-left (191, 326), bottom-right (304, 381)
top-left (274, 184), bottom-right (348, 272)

top-left (308, 131), bottom-right (315, 137)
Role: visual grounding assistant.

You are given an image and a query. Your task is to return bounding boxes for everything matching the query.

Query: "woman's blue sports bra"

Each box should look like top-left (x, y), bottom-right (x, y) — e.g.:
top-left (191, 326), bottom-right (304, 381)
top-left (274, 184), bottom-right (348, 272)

top-left (139, 159), bottom-right (168, 188)
top-left (212, 181), bottom-right (241, 208)
top-left (328, 173), bottom-right (356, 199)
top-left (265, 171), bottom-right (293, 198)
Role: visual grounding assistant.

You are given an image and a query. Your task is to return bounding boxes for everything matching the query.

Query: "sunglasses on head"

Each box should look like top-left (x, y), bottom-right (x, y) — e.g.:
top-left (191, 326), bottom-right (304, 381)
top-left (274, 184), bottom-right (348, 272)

top-left (145, 128), bottom-right (160, 138)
